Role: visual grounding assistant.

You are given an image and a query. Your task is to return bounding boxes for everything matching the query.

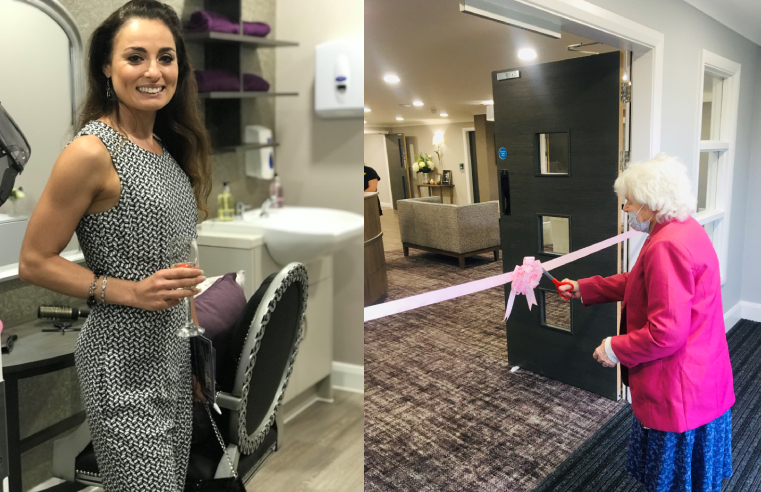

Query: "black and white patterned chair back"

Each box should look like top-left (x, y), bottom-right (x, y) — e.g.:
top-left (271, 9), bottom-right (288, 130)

top-left (223, 262), bottom-right (308, 454)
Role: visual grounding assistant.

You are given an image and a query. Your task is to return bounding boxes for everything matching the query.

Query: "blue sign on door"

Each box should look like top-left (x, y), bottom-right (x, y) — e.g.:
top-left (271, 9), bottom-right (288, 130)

top-left (498, 147), bottom-right (507, 159)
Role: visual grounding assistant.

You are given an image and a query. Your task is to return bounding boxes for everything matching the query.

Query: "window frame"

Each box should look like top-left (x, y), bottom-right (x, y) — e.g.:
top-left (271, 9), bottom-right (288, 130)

top-left (693, 50), bottom-right (741, 285)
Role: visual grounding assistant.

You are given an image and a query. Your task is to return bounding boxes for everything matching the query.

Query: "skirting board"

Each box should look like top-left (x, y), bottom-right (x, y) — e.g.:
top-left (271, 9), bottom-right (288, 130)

top-left (332, 362), bottom-right (364, 394)
top-left (724, 301), bottom-right (761, 332)
top-left (380, 202), bottom-right (393, 209)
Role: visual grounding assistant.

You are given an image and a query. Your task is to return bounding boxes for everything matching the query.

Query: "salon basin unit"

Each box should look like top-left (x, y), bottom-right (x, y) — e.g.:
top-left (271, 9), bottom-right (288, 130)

top-left (196, 205), bottom-right (363, 405)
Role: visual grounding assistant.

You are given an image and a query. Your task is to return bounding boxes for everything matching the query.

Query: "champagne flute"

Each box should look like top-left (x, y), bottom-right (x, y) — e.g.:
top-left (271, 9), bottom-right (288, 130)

top-left (168, 236), bottom-right (205, 337)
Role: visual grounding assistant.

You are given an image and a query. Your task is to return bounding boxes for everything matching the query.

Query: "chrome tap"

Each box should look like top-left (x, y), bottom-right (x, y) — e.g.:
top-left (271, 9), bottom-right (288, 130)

top-left (259, 197), bottom-right (274, 217)
top-left (235, 202), bottom-right (252, 217)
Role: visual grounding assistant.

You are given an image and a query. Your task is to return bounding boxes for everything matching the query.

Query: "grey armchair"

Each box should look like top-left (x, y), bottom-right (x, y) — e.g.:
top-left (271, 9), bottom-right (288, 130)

top-left (397, 197), bottom-right (501, 268)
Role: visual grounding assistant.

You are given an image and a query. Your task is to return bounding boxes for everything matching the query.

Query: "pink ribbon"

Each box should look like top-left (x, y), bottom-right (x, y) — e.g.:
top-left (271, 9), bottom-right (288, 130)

top-left (364, 229), bottom-right (644, 323)
top-left (504, 257), bottom-right (543, 321)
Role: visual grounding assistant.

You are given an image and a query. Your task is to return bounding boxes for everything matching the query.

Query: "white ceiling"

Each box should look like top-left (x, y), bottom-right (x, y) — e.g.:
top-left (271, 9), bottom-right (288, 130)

top-left (682, 0), bottom-right (761, 46)
top-left (364, 0), bottom-right (616, 128)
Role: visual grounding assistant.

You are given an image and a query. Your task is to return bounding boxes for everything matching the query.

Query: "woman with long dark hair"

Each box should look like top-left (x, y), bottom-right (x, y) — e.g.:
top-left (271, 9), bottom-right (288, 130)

top-left (19, 1), bottom-right (212, 489)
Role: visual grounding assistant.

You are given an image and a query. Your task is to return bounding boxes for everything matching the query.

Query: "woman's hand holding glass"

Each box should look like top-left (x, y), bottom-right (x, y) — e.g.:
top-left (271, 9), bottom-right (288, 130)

top-left (131, 266), bottom-right (205, 311)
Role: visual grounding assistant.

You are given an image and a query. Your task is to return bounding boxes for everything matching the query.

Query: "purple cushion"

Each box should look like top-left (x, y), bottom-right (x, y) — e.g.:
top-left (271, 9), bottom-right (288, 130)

top-left (194, 272), bottom-right (247, 364)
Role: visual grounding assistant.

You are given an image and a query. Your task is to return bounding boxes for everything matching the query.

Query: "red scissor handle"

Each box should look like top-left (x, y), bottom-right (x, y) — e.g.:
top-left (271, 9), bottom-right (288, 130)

top-left (551, 279), bottom-right (574, 300)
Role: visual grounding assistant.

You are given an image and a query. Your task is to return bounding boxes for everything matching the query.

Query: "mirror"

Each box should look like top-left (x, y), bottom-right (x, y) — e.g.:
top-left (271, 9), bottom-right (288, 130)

top-left (0, 0), bottom-right (84, 278)
top-left (539, 215), bottom-right (570, 255)
top-left (537, 132), bottom-right (569, 174)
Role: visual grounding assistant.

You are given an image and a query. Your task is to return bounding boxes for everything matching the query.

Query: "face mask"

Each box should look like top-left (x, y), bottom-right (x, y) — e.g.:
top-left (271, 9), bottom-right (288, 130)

top-left (627, 204), bottom-right (653, 233)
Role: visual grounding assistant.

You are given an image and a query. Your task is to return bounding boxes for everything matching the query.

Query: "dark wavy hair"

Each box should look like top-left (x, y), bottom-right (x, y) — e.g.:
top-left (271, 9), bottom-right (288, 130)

top-left (78, 0), bottom-right (212, 220)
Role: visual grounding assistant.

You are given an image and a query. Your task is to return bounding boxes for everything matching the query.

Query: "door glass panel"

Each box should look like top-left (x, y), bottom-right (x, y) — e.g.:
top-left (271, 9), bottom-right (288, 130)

top-left (697, 151), bottom-right (719, 212)
top-left (540, 289), bottom-right (571, 332)
top-left (539, 216), bottom-right (570, 254)
top-left (538, 132), bottom-right (569, 174)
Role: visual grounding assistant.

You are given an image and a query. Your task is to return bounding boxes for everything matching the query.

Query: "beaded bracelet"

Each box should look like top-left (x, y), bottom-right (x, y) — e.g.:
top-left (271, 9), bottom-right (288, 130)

top-left (87, 273), bottom-right (99, 307)
top-left (100, 275), bottom-right (108, 305)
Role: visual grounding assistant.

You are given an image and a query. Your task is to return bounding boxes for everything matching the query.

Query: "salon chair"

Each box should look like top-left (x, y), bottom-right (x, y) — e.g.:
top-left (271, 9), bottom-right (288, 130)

top-left (49, 262), bottom-right (309, 488)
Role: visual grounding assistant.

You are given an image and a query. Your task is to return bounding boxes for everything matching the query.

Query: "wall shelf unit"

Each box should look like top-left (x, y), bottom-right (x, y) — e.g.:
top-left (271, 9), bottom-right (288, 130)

top-left (216, 142), bottom-right (280, 154)
top-left (184, 31), bottom-right (298, 47)
top-left (198, 91), bottom-right (298, 99)
top-left (190, 0), bottom-right (298, 151)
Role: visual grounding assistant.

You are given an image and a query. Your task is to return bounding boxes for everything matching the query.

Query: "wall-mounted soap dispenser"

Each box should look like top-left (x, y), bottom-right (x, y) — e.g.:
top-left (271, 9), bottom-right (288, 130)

top-left (315, 37), bottom-right (363, 118)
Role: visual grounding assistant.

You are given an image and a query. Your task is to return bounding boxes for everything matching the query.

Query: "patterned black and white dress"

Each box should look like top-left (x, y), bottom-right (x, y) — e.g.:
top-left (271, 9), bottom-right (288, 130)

top-left (73, 120), bottom-right (197, 491)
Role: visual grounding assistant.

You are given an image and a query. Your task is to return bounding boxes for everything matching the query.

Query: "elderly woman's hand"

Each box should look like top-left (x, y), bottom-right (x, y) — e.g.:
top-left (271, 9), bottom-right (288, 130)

top-left (558, 279), bottom-right (581, 300)
top-left (593, 340), bottom-right (616, 368)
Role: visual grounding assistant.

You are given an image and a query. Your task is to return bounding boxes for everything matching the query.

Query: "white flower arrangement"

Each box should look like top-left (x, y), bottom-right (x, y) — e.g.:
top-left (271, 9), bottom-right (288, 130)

top-left (414, 153), bottom-right (435, 173)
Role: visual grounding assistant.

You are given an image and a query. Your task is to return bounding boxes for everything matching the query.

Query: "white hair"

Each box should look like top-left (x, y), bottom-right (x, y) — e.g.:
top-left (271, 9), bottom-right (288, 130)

top-left (613, 153), bottom-right (696, 222)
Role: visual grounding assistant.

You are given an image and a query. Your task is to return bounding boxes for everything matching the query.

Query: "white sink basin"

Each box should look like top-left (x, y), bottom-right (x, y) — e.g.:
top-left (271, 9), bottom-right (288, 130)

top-left (199, 206), bottom-right (363, 265)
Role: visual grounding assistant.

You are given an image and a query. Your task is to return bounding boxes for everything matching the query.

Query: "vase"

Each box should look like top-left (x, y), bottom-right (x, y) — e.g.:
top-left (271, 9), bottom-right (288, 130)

top-left (421, 173), bottom-right (429, 184)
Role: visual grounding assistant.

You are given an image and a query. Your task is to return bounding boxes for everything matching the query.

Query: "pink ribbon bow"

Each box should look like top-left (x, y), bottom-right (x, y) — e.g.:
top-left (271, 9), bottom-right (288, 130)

top-left (504, 257), bottom-right (544, 321)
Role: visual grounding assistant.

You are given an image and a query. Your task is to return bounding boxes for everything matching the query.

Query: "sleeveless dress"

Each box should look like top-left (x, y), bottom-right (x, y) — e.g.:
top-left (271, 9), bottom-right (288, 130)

top-left (73, 120), bottom-right (198, 491)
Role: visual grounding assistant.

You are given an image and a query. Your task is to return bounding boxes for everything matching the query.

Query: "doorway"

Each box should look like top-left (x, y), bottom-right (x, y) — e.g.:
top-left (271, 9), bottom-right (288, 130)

top-left (384, 133), bottom-right (411, 209)
top-left (467, 131), bottom-right (480, 203)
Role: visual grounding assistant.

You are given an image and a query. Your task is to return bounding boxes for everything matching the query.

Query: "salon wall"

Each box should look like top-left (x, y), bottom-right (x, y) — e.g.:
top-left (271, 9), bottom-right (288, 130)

top-left (585, 0), bottom-right (761, 321)
top-left (274, 0), bottom-right (364, 366)
top-left (389, 121), bottom-right (477, 205)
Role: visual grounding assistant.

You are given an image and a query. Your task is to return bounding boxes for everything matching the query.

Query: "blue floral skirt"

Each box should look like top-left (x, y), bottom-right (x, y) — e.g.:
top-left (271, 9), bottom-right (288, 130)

top-left (626, 408), bottom-right (732, 492)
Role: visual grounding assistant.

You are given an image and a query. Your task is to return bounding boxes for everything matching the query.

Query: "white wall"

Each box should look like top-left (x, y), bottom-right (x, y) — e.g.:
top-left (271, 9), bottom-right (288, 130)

top-left (587, 0), bottom-right (761, 317)
top-left (389, 122), bottom-right (475, 205)
top-left (741, 64), bottom-right (761, 307)
top-left (275, 0), bottom-right (364, 366)
top-left (363, 134), bottom-right (393, 206)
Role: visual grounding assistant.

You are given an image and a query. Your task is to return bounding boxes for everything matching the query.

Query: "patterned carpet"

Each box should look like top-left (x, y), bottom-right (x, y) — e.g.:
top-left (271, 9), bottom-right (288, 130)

top-left (365, 250), bottom-right (625, 491)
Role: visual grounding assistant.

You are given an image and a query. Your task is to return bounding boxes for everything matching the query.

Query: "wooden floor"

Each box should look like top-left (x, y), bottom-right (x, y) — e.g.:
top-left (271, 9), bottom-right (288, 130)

top-left (380, 206), bottom-right (402, 252)
top-left (246, 390), bottom-right (364, 491)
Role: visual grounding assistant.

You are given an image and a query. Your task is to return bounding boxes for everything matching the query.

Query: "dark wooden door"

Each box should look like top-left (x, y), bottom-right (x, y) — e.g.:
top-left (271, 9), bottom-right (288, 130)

top-left (493, 51), bottom-right (622, 400)
top-left (468, 131), bottom-right (480, 202)
top-left (385, 133), bottom-right (410, 209)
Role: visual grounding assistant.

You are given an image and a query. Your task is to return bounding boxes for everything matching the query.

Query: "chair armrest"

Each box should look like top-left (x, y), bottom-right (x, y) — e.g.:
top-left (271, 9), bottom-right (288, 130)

top-left (216, 391), bottom-right (243, 411)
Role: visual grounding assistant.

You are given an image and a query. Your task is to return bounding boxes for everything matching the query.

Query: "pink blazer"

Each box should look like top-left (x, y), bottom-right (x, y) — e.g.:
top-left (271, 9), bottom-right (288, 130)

top-left (578, 217), bottom-right (734, 433)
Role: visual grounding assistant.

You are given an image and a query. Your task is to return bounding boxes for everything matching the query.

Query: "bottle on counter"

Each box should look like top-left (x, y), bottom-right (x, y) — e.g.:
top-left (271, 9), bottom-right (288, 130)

top-left (217, 182), bottom-right (234, 221)
top-left (269, 174), bottom-right (284, 208)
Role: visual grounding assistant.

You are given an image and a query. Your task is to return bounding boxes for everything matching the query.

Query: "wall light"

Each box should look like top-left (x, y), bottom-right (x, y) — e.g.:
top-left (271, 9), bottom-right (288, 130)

top-left (396, 117), bottom-right (404, 121)
top-left (518, 48), bottom-right (537, 60)
top-left (384, 74), bottom-right (400, 83)
top-left (432, 132), bottom-right (444, 145)
top-left (413, 100), bottom-right (424, 106)
top-left (440, 112), bottom-right (448, 117)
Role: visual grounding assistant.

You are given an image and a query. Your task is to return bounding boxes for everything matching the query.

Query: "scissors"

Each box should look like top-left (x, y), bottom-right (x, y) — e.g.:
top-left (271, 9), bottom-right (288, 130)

top-left (542, 269), bottom-right (575, 300)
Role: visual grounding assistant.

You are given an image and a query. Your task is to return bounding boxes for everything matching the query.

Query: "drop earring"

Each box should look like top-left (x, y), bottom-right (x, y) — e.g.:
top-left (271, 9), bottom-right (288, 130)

top-left (106, 78), bottom-right (112, 99)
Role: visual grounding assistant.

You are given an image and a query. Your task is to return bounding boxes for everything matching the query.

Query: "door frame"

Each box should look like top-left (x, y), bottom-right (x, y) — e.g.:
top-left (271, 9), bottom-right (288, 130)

top-left (461, 127), bottom-right (476, 204)
top-left (471, 0), bottom-right (663, 167)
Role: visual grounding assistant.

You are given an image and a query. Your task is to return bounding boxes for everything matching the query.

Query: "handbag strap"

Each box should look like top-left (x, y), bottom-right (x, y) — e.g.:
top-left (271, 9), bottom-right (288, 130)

top-left (204, 403), bottom-right (239, 479)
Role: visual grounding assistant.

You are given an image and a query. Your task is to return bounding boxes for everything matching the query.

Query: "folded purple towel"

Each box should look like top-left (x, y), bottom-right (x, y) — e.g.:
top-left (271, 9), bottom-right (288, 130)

top-left (243, 22), bottom-right (270, 37)
top-left (185, 10), bottom-right (271, 37)
top-left (243, 73), bottom-right (270, 92)
top-left (194, 70), bottom-right (240, 92)
top-left (185, 10), bottom-right (238, 35)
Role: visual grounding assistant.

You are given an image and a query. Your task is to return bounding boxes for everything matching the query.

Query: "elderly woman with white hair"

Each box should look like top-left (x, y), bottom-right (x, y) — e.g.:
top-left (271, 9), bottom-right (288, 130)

top-left (559, 154), bottom-right (734, 492)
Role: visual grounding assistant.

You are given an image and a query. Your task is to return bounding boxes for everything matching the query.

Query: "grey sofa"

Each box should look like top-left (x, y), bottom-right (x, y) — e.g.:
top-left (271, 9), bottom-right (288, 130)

top-left (397, 197), bottom-right (501, 268)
